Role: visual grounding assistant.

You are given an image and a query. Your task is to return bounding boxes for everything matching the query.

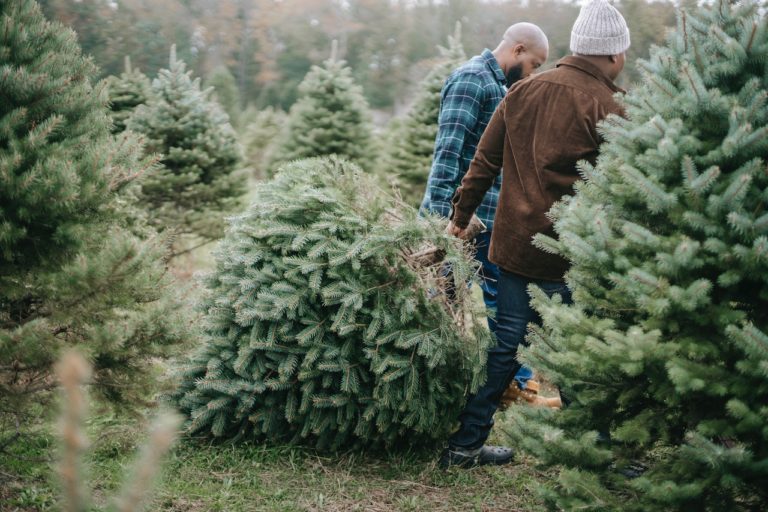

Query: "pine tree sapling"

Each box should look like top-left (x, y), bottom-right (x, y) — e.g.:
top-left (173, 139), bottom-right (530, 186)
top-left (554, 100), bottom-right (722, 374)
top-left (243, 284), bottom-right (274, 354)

top-left (380, 22), bottom-right (466, 206)
top-left (172, 157), bottom-right (491, 450)
top-left (56, 351), bottom-right (180, 512)
top-left (507, 2), bottom-right (768, 510)
top-left (1, 0), bottom-right (188, 436)
top-left (128, 45), bottom-right (246, 245)
top-left (268, 42), bottom-right (372, 174)
top-left (106, 56), bottom-right (153, 133)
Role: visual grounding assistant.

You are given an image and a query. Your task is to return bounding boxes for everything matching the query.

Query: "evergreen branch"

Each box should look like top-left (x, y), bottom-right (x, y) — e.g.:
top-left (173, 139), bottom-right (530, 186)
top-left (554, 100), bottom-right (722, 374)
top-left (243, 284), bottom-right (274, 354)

top-left (108, 152), bottom-right (161, 192)
top-left (170, 237), bottom-right (217, 258)
top-left (648, 77), bottom-right (675, 99)
top-left (682, 66), bottom-right (701, 102)
top-left (746, 21), bottom-right (758, 52)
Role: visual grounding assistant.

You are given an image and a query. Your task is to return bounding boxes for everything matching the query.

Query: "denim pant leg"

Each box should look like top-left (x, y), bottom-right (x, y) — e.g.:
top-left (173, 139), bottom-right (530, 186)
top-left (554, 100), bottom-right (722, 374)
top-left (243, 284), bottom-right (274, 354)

top-left (448, 269), bottom-right (572, 450)
top-left (473, 232), bottom-right (533, 389)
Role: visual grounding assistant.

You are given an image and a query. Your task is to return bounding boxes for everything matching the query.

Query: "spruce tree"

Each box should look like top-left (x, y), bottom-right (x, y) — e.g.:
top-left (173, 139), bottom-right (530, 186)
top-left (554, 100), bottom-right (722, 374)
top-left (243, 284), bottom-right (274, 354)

top-left (106, 56), bottom-right (153, 134)
top-left (0, 0), bottom-right (188, 428)
top-left (268, 42), bottom-right (372, 174)
top-left (241, 107), bottom-right (287, 180)
top-left (171, 157), bottom-right (491, 450)
top-left (206, 66), bottom-right (241, 129)
top-left (380, 23), bottom-right (466, 207)
top-left (128, 46), bottom-right (246, 247)
top-left (506, 2), bottom-right (768, 510)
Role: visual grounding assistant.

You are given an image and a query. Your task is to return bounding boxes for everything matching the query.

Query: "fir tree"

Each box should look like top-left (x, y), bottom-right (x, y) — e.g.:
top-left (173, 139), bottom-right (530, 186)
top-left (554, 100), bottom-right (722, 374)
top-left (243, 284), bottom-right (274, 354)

top-left (380, 23), bottom-right (466, 207)
top-left (106, 56), bottom-right (153, 134)
top-left (241, 107), bottom-right (287, 180)
top-left (506, 2), bottom-right (768, 510)
top-left (128, 46), bottom-right (246, 248)
top-left (171, 157), bottom-right (491, 450)
top-left (0, 0), bottom-right (188, 432)
top-left (206, 66), bottom-right (241, 129)
top-left (268, 42), bottom-right (372, 174)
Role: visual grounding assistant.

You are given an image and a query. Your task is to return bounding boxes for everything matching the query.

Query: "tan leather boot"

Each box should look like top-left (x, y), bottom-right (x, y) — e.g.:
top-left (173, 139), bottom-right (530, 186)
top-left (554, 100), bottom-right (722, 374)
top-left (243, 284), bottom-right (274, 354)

top-left (499, 377), bottom-right (562, 410)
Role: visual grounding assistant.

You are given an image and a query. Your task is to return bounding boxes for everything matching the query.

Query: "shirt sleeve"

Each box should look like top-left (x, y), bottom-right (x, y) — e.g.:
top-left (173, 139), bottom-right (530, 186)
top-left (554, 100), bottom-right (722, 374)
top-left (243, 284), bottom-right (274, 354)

top-left (422, 73), bottom-right (484, 218)
top-left (450, 96), bottom-right (506, 229)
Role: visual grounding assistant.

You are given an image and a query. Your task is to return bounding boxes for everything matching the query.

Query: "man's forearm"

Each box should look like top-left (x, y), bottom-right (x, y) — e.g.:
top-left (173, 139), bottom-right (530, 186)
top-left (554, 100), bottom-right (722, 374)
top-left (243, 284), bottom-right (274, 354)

top-left (450, 101), bottom-right (505, 228)
top-left (450, 155), bottom-right (500, 228)
top-left (425, 153), bottom-right (462, 218)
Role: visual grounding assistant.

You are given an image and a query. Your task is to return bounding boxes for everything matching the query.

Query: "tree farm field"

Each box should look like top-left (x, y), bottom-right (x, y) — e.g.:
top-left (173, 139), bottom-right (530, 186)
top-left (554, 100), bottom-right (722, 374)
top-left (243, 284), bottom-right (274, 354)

top-left (1, 407), bottom-right (546, 511)
top-left (5, 0), bottom-right (768, 510)
top-left (2, 194), bottom-right (546, 511)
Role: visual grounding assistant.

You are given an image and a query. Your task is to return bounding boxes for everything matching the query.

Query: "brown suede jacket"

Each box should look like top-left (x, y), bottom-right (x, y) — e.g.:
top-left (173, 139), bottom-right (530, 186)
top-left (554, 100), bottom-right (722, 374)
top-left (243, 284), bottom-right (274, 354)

top-left (450, 55), bottom-right (625, 281)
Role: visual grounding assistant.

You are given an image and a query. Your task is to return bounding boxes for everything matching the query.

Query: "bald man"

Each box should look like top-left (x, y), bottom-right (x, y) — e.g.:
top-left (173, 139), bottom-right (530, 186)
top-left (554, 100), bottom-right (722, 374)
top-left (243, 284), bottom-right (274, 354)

top-left (421, 23), bottom-right (549, 466)
top-left (422, 23), bottom-right (549, 231)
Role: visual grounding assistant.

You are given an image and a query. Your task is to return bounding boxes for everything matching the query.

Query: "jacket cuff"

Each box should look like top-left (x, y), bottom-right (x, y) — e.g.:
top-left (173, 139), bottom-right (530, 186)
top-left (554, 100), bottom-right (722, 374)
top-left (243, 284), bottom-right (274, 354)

top-left (450, 191), bottom-right (471, 229)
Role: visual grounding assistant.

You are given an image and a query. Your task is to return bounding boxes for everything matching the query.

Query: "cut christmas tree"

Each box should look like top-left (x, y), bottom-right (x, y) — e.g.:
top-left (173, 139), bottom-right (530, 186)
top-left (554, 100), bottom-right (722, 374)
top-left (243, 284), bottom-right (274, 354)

top-left (128, 45), bottom-right (246, 249)
top-left (0, 0), bottom-right (188, 431)
top-left (171, 157), bottom-right (491, 450)
top-left (268, 42), bottom-right (372, 175)
top-left (506, 1), bottom-right (768, 510)
top-left (379, 23), bottom-right (466, 207)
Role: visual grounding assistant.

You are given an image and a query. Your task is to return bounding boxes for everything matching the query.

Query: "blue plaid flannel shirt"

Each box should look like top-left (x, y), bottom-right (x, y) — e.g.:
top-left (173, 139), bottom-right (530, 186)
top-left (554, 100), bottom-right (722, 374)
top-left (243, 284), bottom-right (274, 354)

top-left (420, 49), bottom-right (506, 230)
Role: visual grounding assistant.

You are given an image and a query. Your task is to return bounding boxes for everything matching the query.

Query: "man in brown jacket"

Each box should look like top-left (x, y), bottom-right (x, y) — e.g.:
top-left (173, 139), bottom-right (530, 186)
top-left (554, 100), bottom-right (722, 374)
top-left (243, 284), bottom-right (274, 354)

top-left (439, 0), bottom-right (629, 468)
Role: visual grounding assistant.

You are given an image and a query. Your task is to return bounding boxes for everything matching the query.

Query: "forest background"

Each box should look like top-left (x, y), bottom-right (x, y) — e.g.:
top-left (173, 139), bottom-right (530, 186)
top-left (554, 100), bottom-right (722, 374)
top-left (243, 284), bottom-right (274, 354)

top-left (39, 0), bottom-right (679, 123)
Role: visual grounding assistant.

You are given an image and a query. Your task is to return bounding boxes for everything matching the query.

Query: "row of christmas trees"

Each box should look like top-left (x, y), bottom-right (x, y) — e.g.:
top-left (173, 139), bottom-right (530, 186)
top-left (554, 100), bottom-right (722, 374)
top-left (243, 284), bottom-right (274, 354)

top-left (105, 25), bottom-right (470, 214)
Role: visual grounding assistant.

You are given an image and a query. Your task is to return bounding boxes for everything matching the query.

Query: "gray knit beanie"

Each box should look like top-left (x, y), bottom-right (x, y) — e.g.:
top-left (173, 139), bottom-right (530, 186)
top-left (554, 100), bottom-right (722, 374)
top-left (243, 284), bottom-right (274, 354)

top-left (570, 0), bottom-right (631, 56)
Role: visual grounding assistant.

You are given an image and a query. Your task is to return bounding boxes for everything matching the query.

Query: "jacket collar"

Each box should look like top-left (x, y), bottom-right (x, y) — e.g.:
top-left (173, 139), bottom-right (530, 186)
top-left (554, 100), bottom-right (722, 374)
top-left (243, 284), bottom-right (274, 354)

top-left (556, 55), bottom-right (626, 94)
top-left (481, 49), bottom-right (507, 86)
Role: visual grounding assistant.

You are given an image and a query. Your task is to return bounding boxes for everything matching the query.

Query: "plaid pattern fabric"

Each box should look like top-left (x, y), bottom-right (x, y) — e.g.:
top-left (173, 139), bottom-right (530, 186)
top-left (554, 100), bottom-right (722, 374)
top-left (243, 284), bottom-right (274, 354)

top-left (420, 49), bottom-right (506, 230)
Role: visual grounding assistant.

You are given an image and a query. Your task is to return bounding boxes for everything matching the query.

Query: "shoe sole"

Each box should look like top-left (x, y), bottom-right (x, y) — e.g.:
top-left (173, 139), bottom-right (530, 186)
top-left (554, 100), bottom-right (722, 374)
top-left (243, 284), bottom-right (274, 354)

top-left (438, 455), bottom-right (514, 469)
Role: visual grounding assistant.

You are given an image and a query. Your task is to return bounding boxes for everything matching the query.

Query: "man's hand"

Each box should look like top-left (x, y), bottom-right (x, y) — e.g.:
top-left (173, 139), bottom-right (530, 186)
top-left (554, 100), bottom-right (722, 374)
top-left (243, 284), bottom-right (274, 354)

top-left (446, 220), bottom-right (470, 240)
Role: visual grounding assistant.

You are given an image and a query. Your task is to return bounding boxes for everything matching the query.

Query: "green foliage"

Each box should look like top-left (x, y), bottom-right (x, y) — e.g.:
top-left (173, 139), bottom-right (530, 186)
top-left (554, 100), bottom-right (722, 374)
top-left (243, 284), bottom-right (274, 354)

top-left (206, 66), bottom-right (242, 129)
top-left (240, 106), bottom-right (287, 180)
top-left (106, 56), bottom-right (153, 134)
top-left (0, 0), bottom-right (188, 428)
top-left (171, 157), bottom-right (491, 450)
top-left (128, 45), bottom-right (246, 244)
top-left (506, 2), bottom-right (768, 510)
top-left (1, 0), bottom-right (111, 272)
top-left (379, 23), bottom-right (466, 207)
top-left (268, 46), bottom-right (372, 174)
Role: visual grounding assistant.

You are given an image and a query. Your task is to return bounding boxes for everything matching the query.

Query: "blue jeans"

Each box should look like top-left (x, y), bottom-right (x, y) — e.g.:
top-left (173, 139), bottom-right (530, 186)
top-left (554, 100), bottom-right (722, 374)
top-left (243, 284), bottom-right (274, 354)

top-left (448, 267), bottom-right (573, 450)
top-left (474, 232), bottom-right (533, 389)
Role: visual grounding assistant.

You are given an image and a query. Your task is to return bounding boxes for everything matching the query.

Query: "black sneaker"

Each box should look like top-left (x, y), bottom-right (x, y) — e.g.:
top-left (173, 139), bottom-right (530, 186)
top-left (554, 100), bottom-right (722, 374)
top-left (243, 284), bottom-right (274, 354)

top-left (617, 460), bottom-right (648, 479)
top-left (438, 444), bottom-right (514, 469)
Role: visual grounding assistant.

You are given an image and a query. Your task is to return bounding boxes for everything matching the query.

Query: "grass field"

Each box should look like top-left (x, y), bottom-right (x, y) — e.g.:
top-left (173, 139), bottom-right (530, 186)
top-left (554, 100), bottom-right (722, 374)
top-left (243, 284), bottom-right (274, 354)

top-left (1, 409), bottom-right (548, 512)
